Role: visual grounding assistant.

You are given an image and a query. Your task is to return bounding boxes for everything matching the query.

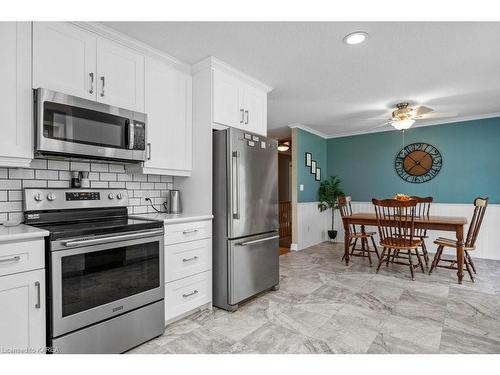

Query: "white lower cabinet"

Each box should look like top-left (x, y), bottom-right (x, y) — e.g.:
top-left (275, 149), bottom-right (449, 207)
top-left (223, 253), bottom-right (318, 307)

top-left (164, 219), bottom-right (212, 324)
top-left (0, 269), bottom-right (45, 352)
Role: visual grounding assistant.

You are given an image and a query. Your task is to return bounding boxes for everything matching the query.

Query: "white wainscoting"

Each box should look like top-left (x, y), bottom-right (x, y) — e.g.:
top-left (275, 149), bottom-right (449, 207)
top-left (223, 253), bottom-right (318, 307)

top-left (329, 202), bottom-right (500, 261)
top-left (292, 202), bottom-right (331, 251)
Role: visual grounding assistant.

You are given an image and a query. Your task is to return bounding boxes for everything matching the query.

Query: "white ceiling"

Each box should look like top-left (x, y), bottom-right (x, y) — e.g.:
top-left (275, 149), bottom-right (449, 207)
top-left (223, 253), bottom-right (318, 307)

top-left (102, 22), bottom-right (500, 139)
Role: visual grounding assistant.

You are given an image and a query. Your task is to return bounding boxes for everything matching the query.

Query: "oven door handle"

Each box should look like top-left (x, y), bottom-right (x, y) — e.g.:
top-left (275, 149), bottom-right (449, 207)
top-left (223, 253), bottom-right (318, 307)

top-left (61, 229), bottom-right (164, 247)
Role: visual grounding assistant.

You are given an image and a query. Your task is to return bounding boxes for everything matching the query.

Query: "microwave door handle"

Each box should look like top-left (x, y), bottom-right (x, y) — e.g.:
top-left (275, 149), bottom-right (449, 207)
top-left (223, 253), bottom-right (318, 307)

top-left (128, 121), bottom-right (134, 150)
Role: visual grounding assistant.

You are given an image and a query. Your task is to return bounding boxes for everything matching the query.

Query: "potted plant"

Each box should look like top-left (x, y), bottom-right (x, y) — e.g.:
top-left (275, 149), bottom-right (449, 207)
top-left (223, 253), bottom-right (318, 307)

top-left (318, 176), bottom-right (344, 240)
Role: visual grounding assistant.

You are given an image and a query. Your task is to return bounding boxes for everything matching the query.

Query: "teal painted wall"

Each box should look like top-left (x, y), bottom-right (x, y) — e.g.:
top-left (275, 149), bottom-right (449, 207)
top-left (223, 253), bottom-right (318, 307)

top-left (326, 117), bottom-right (500, 204)
top-left (297, 128), bottom-right (327, 202)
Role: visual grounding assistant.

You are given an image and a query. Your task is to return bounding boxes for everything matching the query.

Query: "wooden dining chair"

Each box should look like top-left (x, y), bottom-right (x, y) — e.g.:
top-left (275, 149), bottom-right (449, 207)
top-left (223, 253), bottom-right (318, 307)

top-left (410, 196), bottom-right (433, 266)
top-left (429, 197), bottom-right (488, 282)
top-left (372, 198), bottom-right (424, 280)
top-left (338, 195), bottom-right (379, 265)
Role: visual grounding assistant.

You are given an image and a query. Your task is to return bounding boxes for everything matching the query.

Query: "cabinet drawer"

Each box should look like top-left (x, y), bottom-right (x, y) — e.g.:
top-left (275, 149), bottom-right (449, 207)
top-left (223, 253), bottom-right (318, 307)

top-left (164, 220), bottom-right (211, 245)
top-left (165, 239), bottom-right (211, 282)
top-left (165, 271), bottom-right (211, 321)
top-left (0, 240), bottom-right (45, 277)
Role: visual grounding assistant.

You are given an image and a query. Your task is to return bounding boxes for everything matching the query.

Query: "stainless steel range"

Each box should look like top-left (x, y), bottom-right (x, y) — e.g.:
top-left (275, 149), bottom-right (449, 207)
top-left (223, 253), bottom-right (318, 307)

top-left (24, 188), bottom-right (165, 354)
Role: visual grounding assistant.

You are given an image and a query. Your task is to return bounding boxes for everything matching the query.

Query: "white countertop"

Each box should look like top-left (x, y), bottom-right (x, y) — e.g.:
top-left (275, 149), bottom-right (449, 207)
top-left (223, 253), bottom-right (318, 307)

top-left (0, 224), bottom-right (49, 243)
top-left (132, 212), bottom-right (213, 225)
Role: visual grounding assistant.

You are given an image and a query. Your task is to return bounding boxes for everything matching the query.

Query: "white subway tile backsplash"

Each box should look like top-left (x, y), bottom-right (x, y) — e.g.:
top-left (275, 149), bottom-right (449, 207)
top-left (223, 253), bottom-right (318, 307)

top-left (48, 160), bottom-right (70, 170)
top-left (91, 181), bottom-right (109, 188)
top-left (36, 169), bottom-right (58, 180)
top-left (91, 163), bottom-right (109, 172)
top-left (109, 164), bottom-right (125, 173)
top-left (0, 158), bottom-right (174, 222)
top-left (99, 172), bottom-right (117, 181)
top-left (70, 161), bottom-right (91, 171)
top-left (9, 168), bottom-right (34, 179)
top-left (0, 180), bottom-right (22, 189)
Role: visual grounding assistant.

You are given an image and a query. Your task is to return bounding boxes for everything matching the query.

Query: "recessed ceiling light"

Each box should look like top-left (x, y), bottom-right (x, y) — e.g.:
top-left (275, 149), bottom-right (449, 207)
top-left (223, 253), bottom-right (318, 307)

top-left (343, 31), bottom-right (369, 45)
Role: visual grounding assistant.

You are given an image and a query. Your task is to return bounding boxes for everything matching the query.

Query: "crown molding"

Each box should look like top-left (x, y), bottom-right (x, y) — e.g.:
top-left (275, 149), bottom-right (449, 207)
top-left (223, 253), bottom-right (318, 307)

top-left (324, 111), bottom-right (500, 139)
top-left (288, 123), bottom-right (328, 139)
top-left (70, 22), bottom-right (191, 74)
top-left (191, 56), bottom-right (273, 93)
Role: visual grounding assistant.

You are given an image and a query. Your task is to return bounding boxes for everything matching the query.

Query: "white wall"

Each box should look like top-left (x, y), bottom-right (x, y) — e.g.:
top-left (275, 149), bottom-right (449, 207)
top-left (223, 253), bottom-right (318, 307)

top-left (328, 202), bottom-right (500, 261)
top-left (291, 201), bottom-right (330, 251)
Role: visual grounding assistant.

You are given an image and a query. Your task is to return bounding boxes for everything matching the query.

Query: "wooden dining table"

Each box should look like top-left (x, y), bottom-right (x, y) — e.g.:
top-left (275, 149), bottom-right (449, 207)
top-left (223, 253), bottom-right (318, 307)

top-left (342, 213), bottom-right (468, 284)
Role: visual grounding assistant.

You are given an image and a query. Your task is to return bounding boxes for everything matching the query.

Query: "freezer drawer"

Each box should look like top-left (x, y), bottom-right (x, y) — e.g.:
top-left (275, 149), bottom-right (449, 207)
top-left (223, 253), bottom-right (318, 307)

top-left (228, 232), bottom-right (279, 305)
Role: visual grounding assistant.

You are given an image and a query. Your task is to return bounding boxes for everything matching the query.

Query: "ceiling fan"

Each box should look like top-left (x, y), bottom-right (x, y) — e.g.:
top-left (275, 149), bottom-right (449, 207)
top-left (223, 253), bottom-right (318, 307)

top-left (381, 102), bottom-right (457, 130)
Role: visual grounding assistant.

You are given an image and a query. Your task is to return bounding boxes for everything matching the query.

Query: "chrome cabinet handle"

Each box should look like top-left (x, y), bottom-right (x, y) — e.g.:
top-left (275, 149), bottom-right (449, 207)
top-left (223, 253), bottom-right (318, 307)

top-left (35, 281), bottom-right (41, 309)
top-left (232, 151), bottom-right (240, 219)
top-left (89, 73), bottom-right (94, 94)
top-left (182, 256), bottom-right (199, 262)
top-left (182, 229), bottom-right (199, 235)
top-left (240, 109), bottom-right (244, 123)
top-left (182, 290), bottom-right (198, 298)
top-left (245, 110), bottom-right (249, 125)
top-left (238, 235), bottom-right (279, 246)
top-left (100, 76), bottom-right (105, 97)
top-left (0, 256), bottom-right (21, 263)
top-left (147, 143), bottom-right (152, 160)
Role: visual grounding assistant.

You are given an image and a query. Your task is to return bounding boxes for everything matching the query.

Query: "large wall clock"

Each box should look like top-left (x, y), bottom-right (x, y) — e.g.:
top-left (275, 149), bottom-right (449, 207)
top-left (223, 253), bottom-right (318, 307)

top-left (395, 142), bottom-right (442, 183)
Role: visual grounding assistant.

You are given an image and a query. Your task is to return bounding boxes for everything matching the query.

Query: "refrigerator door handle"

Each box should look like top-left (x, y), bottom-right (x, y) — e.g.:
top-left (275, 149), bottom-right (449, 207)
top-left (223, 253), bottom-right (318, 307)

top-left (232, 150), bottom-right (240, 219)
top-left (237, 235), bottom-right (280, 247)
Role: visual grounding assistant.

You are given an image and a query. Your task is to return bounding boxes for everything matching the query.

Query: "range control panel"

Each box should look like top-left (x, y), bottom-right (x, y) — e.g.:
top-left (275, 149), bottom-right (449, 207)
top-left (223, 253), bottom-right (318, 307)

top-left (24, 189), bottom-right (129, 211)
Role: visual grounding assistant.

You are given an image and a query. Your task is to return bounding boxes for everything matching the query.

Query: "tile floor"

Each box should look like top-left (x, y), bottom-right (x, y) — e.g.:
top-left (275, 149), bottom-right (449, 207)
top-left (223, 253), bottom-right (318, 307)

top-left (129, 242), bottom-right (500, 354)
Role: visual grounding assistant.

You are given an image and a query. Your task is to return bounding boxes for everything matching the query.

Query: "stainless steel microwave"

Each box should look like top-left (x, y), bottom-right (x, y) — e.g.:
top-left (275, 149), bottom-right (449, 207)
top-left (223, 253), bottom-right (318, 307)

top-left (35, 88), bottom-right (147, 162)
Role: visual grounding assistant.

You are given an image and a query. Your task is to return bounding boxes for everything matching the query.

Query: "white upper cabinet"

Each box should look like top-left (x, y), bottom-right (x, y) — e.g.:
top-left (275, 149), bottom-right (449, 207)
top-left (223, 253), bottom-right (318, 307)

top-left (127, 57), bottom-right (192, 176)
top-left (33, 22), bottom-right (145, 112)
top-left (33, 22), bottom-right (97, 101)
top-left (0, 22), bottom-right (33, 168)
top-left (210, 61), bottom-right (271, 136)
top-left (213, 69), bottom-right (242, 128)
top-left (96, 38), bottom-right (145, 112)
top-left (0, 269), bottom-right (46, 352)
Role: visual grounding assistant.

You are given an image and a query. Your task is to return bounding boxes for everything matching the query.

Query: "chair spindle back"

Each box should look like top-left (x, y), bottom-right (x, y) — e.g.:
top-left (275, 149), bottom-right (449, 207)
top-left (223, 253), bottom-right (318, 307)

top-left (465, 197), bottom-right (488, 248)
top-left (409, 196), bottom-right (433, 237)
top-left (372, 198), bottom-right (417, 246)
top-left (338, 196), bottom-right (357, 234)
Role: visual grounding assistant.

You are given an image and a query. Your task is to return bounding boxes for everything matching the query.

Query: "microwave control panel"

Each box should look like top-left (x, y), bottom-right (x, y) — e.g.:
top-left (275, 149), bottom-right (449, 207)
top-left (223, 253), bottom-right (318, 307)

top-left (133, 122), bottom-right (146, 150)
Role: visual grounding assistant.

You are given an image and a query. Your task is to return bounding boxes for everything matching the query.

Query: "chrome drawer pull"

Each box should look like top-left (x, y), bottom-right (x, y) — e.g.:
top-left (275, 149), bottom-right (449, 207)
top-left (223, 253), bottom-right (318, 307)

top-left (35, 281), bottom-right (41, 309)
top-left (182, 229), bottom-right (199, 235)
top-left (182, 256), bottom-right (199, 262)
top-left (182, 290), bottom-right (199, 298)
top-left (0, 255), bottom-right (21, 263)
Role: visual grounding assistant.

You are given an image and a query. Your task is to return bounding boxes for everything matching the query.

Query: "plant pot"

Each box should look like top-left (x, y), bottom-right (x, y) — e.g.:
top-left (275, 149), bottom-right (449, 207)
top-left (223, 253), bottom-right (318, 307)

top-left (328, 230), bottom-right (337, 240)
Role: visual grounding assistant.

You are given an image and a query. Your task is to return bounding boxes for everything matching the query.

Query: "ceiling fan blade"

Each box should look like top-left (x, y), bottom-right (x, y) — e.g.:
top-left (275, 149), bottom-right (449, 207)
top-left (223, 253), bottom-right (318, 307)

top-left (416, 111), bottom-right (458, 119)
top-left (373, 121), bottom-right (393, 129)
top-left (414, 106), bottom-right (434, 116)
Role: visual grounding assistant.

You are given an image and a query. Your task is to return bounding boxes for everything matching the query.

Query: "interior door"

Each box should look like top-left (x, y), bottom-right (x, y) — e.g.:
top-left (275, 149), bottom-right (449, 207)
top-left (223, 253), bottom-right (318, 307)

top-left (0, 269), bottom-right (45, 351)
top-left (212, 69), bottom-right (241, 128)
top-left (144, 57), bottom-right (192, 173)
top-left (228, 233), bottom-right (279, 305)
top-left (33, 22), bottom-right (97, 101)
top-left (229, 128), bottom-right (279, 238)
top-left (96, 38), bottom-right (145, 112)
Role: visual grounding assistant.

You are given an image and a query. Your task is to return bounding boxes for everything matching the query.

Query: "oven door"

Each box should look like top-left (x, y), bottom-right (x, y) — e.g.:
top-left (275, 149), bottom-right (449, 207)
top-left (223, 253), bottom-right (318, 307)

top-left (36, 88), bottom-right (147, 161)
top-left (50, 230), bottom-right (164, 338)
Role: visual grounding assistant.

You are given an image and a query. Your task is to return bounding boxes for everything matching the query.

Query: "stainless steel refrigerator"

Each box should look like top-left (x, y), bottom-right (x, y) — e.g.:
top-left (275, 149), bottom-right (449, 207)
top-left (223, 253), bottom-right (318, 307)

top-left (213, 128), bottom-right (279, 311)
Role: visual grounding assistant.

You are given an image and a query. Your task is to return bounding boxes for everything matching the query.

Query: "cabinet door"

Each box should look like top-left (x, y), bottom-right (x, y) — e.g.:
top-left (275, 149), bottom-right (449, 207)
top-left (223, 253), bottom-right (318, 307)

top-left (33, 22), bottom-right (97, 101)
top-left (0, 269), bottom-right (45, 352)
top-left (142, 58), bottom-right (192, 175)
top-left (212, 69), bottom-right (242, 128)
top-left (96, 38), bottom-right (145, 112)
top-left (242, 85), bottom-right (267, 136)
top-left (0, 22), bottom-right (33, 168)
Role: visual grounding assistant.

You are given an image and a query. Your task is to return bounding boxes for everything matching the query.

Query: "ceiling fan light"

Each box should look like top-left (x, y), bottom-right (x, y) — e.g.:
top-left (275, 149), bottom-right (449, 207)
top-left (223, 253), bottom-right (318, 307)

top-left (391, 119), bottom-right (415, 130)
